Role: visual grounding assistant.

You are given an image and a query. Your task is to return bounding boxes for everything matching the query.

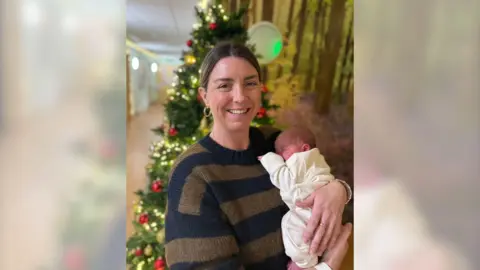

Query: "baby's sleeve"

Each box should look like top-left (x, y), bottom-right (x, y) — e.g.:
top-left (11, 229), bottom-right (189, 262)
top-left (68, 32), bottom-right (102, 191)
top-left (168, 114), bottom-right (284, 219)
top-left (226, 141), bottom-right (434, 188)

top-left (260, 152), bottom-right (297, 190)
top-left (308, 149), bottom-right (336, 184)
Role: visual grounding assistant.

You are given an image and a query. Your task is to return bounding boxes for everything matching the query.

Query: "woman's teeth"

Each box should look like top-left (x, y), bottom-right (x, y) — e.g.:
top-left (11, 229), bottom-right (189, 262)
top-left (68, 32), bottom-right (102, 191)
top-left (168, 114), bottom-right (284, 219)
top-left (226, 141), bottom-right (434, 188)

top-left (227, 109), bottom-right (249, 114)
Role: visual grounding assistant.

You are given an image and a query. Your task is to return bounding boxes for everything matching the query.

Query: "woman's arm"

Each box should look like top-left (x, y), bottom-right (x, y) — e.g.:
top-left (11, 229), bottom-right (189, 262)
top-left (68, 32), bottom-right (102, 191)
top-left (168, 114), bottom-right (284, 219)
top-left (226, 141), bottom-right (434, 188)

top-left (334, 179), bottom-right (352, 204)
top-left (165, 162), bottom-right (242, 270)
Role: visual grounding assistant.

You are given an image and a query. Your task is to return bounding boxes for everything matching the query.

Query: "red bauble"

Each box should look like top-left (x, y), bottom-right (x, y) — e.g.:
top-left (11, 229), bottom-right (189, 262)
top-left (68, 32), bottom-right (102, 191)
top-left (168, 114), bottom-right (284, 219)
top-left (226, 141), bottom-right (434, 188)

top-left (154, 258), bottom-right (165, 269)
top-left (257, 108), bottom-right (266, 118)
top-left (197, 92), bottom-right (204, 104)
top-left (168, 127), bottom-right (178, 136)
top-left (135, 248), bottom-right (143, 257)
top-left (138, 213), bottom-right (149, 224)
top-left (186, 39), bottom-right (193, 47)
top-left (151, 180), bottom-right (163, 192)
top-left (209, 23), bottom-right (217, 30)
top-left (262, 85), bottom-right (268, 93)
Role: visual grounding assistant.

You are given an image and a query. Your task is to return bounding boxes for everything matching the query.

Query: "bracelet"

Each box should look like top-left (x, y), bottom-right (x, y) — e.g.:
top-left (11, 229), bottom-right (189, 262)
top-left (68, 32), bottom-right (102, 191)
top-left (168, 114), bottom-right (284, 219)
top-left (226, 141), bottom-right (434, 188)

top-left (334, 179), bottom-right (352, 204)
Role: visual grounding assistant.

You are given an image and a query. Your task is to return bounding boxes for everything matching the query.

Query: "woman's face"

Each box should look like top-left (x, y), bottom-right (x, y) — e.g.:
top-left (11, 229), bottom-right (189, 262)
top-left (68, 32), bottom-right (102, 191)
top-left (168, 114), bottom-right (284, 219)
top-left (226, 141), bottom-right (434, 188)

top-left (199, 56), bottom-right (261, 133)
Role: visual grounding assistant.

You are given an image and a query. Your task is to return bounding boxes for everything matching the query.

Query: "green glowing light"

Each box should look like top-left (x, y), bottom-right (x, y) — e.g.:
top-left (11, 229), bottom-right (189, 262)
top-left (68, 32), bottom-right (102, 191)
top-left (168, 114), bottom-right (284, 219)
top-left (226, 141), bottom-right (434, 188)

top-left (272, 40), bottom-right (283, 57)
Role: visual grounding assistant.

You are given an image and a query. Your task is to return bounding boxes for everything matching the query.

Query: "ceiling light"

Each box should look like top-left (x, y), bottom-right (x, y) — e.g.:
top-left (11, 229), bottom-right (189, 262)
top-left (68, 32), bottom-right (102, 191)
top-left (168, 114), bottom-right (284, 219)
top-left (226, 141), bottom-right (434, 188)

top-left (151, 63), bottom-right (158, 73)
top-left (22, 2), bottom-right (43, 26)
top-left (132, 57), bottom-right (139, 70)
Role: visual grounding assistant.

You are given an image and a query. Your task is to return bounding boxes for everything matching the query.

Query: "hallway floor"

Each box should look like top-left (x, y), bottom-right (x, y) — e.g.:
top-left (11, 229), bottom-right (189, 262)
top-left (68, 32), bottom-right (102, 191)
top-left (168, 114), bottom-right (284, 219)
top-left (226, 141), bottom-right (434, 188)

top-left (126, 104), bottom-right (164, 237)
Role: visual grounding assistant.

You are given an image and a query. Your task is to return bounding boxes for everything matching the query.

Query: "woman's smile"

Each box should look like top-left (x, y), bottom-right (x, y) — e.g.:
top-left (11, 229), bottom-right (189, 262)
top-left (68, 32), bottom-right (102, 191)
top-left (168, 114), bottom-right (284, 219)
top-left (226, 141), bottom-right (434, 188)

top-left (226, 108), bottom-right (250, 114)
top-left (225, 108), bottom-right (252, 122)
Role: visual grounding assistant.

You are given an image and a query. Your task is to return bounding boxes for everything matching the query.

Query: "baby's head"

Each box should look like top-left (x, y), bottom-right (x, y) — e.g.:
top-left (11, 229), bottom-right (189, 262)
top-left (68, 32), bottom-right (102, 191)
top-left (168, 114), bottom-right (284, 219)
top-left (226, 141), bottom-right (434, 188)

top-left (275, 127), bottom-right (316, 160)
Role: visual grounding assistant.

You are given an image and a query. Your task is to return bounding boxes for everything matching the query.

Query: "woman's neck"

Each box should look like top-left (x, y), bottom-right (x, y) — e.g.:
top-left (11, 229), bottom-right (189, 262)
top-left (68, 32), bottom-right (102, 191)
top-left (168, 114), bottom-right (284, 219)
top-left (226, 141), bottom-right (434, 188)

top-left (210, 125), bottom-right (250, 150)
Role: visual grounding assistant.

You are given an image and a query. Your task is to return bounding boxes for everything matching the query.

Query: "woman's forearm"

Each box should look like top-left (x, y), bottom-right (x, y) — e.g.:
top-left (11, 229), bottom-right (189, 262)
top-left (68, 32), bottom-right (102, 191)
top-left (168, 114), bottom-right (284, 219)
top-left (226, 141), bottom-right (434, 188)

top-left (333, 179), bottom-right (352, 204)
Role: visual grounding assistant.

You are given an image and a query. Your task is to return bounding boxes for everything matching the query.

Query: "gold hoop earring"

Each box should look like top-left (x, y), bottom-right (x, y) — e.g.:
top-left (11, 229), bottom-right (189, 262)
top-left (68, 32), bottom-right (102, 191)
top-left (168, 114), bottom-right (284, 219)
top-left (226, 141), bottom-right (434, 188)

top-left (203, 106), bottom-right (212, 117)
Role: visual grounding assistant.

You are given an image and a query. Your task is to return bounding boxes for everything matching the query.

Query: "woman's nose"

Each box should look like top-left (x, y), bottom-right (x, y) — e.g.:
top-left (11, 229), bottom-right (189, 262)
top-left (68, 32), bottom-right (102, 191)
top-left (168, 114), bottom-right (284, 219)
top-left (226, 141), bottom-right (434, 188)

top-left (232, 84), bottom-right (246, 102)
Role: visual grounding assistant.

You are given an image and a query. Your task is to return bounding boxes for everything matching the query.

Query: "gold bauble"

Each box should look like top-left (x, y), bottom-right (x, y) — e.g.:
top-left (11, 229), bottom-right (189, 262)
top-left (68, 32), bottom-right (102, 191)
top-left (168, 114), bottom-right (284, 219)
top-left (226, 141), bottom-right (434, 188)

top-left (156, 228), bottom-right (166, 243)
top-left (185, 55), bottom-right (196, 64)
top-left (144, 244), bottom-right (153, 256)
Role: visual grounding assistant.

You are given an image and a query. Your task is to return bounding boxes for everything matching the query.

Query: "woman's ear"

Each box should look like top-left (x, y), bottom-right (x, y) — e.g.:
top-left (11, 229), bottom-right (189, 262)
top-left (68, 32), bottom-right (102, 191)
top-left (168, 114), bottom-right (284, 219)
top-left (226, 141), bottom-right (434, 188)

top-left (198, 87), bottom-right (208, 106)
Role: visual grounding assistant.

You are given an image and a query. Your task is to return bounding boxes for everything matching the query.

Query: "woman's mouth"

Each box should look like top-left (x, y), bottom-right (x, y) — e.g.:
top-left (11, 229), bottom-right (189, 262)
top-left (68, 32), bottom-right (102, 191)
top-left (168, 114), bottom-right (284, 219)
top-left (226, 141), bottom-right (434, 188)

top-left (226, 108), bottom-right (250, 115)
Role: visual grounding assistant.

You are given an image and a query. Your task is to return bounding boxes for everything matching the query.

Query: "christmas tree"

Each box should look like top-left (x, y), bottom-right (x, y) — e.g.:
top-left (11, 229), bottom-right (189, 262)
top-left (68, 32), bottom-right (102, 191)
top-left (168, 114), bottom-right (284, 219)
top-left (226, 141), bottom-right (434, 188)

top-left (126, 3), bottom-right (279, 270)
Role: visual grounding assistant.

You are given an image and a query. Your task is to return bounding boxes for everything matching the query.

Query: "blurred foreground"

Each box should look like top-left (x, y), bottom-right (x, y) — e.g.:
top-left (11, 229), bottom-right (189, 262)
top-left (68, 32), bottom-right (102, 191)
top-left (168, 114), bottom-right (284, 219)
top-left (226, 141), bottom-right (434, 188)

top-left (0, 0), bottom-right (478, 269)
top-left (0, 0), bottom-right (126, 269)
top-left (355, 0), bottom-right (479, 269)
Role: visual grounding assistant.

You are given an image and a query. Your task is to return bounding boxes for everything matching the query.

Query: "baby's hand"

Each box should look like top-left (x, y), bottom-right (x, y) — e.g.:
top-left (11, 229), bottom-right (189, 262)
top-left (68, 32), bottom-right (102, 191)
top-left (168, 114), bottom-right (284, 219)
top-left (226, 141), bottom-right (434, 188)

top-left (257, 155), bottom-right (263, 160)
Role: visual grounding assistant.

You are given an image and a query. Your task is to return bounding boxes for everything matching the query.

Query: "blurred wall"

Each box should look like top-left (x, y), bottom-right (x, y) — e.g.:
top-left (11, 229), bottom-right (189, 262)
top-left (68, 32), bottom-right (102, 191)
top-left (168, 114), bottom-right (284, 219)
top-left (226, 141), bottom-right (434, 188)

top-left (127, 47), bottom-right (182, 115)
top-left (127, 48), bottom-right (161, 114)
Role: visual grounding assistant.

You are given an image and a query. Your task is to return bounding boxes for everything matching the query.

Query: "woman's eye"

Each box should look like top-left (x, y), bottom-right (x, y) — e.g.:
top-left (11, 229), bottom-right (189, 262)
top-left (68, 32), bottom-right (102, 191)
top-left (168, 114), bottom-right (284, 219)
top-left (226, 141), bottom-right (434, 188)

top-left (217, 84), bottom-right (232, 91)
top-left (246, 81), bottom-right (258, 87)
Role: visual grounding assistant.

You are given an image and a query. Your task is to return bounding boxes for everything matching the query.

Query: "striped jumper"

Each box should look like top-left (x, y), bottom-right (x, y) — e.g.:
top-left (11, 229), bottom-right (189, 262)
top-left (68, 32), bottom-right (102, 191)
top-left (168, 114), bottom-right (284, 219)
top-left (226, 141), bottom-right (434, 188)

top-left (165, 126), bottom-right (289, 269)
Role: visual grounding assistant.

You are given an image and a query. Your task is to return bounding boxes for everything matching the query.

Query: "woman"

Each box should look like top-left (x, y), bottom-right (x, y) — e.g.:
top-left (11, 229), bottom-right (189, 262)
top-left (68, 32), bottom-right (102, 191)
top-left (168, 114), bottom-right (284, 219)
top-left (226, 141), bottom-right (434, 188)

top-left (165, 42), bottom-right (352, 270)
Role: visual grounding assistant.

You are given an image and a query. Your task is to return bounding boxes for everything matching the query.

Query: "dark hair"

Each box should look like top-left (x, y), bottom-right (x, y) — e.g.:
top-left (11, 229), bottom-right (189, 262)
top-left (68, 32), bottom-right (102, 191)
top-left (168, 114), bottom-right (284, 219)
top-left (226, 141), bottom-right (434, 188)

top-left (199, 41), bottom-right (262, 89)
top-left (275, 126), bottom-right (317, 153)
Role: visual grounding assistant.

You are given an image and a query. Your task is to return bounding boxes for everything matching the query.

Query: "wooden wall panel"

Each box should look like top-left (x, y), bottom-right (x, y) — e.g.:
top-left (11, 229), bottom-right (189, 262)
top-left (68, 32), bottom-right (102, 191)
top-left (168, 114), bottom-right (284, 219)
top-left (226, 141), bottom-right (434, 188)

top-left (223, 0), bottom-right (354, 114)
top-left (261, 0), bottom-right (275, 82)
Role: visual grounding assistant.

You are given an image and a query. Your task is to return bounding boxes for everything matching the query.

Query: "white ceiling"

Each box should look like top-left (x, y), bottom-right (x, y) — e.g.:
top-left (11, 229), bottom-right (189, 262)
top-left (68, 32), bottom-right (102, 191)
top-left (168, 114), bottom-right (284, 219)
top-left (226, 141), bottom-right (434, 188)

top-left (126, 0), bottom-right (202, 58)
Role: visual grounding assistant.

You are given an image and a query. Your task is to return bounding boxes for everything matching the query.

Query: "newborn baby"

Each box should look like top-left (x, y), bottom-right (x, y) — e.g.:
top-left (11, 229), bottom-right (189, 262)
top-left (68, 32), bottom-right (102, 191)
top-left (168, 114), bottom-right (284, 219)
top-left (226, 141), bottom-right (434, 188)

top-left (259, 127), bottom-right (336, 270)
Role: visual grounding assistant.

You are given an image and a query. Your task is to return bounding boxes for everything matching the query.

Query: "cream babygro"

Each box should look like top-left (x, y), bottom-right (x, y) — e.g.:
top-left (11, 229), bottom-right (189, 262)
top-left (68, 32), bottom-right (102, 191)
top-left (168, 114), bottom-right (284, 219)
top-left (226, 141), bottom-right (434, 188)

top-left (260, 148), bottom-right (335, 270)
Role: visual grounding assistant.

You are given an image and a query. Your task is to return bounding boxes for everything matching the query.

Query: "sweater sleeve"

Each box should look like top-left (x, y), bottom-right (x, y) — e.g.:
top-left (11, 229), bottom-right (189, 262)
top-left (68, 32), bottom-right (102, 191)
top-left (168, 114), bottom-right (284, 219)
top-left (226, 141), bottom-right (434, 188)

top-left (165, 158), bottom-right (243, 270)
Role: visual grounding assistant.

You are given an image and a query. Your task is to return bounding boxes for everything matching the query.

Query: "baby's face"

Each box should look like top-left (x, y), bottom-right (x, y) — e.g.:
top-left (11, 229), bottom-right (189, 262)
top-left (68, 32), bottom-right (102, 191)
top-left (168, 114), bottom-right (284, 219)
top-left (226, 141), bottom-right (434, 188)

top-left (279, 143), bottom-right (309, 160)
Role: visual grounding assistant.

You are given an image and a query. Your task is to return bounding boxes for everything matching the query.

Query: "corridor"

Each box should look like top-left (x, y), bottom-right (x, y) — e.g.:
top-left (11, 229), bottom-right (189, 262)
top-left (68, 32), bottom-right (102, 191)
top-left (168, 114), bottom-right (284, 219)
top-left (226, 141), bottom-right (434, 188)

top-left (126, 104), bottom-right (164, 237)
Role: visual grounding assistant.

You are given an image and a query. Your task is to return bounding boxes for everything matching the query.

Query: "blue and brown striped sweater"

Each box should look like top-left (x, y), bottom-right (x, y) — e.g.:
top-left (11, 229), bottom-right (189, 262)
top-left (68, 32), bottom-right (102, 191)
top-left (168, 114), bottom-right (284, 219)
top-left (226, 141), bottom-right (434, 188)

top-left (165, 127), bottom-right (289, 269)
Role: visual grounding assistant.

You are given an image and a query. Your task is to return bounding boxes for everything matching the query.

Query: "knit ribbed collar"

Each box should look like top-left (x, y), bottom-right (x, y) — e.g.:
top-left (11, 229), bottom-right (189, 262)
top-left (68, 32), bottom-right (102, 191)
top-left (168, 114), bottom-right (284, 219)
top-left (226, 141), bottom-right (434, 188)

top-left (199, 128), bottom-right (259, 164)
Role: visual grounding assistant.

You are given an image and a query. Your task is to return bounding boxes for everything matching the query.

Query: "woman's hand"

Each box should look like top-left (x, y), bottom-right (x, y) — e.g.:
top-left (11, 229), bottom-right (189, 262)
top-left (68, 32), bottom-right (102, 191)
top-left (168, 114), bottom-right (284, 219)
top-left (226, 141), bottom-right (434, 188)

top-left (287, 223), bottom-right (352, 270)
top-left (322, 223), bottom-right (352, 270)
top-left (296, 181), bottom-right (348, 255)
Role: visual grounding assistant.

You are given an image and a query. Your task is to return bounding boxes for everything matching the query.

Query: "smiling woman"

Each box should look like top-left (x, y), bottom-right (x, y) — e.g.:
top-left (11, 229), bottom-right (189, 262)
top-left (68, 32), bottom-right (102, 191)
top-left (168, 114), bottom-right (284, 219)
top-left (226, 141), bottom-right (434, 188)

top-left (164, 42), bottom-right (351, 270)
